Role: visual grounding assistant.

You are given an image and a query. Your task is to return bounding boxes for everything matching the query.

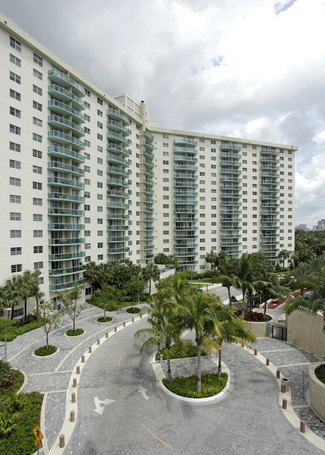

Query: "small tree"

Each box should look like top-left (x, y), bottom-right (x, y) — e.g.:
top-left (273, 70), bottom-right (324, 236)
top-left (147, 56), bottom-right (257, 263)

top-left (39, 301), bottom-right (62, 349)
top-left (94, 283), bottom-right (121, 319)
top-left (125, 275), bottom-right (146, 307)
top-left (57, 284), bottom-right (84, 333)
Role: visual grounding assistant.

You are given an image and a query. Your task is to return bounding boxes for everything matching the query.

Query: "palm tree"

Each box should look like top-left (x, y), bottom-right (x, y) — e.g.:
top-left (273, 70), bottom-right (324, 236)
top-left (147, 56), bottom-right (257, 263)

top-left (278, 249), bottom-right (291, 268)
top-left (135, 295), bottom-right (181, 382)
top-left (142, 263), bottom-right (160, 295)
top-left (177, 293), bottom-right (229, 392)
top-left (290, 262), bottom-right (315, 297)
top-left (205, 251), bottom-right (217, 270)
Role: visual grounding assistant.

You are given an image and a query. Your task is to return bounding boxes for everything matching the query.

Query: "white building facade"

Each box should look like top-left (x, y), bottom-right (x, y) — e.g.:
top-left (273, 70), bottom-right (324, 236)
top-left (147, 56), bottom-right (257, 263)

top-left (0, 14), bottom-right (296, 306)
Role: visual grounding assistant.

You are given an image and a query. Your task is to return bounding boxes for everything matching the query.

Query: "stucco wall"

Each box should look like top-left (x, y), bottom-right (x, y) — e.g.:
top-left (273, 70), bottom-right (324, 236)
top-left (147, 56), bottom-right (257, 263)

top-left (309, 362), bottom-right (325, 423)
top-left (287, 311), bottom-right (325, 359)
top-left (244, 318), bottom-right (274, 338)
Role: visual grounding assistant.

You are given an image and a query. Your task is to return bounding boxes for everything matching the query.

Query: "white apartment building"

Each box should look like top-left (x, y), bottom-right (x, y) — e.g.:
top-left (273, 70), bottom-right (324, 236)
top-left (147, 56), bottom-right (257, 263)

top-left (0, 14), bottom-right (296, 309)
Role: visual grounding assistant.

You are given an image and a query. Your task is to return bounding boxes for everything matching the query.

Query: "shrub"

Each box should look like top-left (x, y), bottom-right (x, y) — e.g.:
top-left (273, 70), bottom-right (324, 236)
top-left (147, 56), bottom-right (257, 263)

top-left (155, 344), bottom-right (207, 361)
top-left (0, 361), bottom-right (11, 386)
top-left (126, 307), bottom-right (141, 314)
top-left (34, 345), bottom-right (57, 356)
top-left (0, 371), bottom-right (24, 404)
top-left (163, 372), bottom-right (228, 398)
top-left (97, 316), bottom-right (113, 323)
top-left (236, 310), bottom-right (272, 322)
top-left (0, 320), bottom-right (44, 342)
top-left (66, 328), bottom-right (84, 336)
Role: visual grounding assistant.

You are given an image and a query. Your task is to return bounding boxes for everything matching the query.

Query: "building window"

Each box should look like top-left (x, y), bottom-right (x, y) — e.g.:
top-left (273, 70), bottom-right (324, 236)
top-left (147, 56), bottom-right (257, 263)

top-left (10, 106), bottom-right (21, 118)
top-left (32, 165), bottom-right (42, 174)
top-left (10, 177), bottom-right (21, 186)
top-left (33, 198), bottom-right (42, 206)
top-left (34, 262), bottom-right (43, 269)
top-left (10, 54), bottom-right (21, 67)
top-left (33, 52), bottom-right (43, 66)
top-left (10, 142), bottom-right (21, 152)
top-left (11, 247), bottom-right (22, 255)
top-left (32, 149), bottom-right (42, 159)
top-left (9, 89), bottom-right (21, 101)
top-left (10, 212), bottom-right (21, 221)
top-left (33, 214), bottom-right (42, 221)
top-left (11, 264), bottom-right (22, 273)
top-left (34, 246), bottom-right (43, 253)
top-left (10, 124), bottom-right (21, 135)
top-left (97, 97), bottom-right (103, 105)
top-left (9, 71), bottom-right (21, 84)
top-left (33, 101), bottom-right (42, 111)
top-left (33, 84), bottom-right (42, 95)
top-left (10, 230), bottom-right (21, 238)
top-left (33, 68), bottom-right (42, 80)
top-left (33, 230), bottom-right (43, 238)
top-left (10, 194), bottom-right (21, 204)
top-left (10, 36), bottom-right (21, 52)
top-left (32, 182), bottom-right (42, 190)
top-left (9, 159), bottom-right (21, 169)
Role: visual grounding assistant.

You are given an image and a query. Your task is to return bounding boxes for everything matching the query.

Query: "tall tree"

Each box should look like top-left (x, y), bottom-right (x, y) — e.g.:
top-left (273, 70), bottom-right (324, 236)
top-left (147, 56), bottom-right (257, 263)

top-left (93, 283), bottom-right (121, 319)
top-left (278, 249), bottom-right (291, 268)
top-left (142, 263), bottom-right (160, 295)
top-left (57, 284), bottom-right (84, 333)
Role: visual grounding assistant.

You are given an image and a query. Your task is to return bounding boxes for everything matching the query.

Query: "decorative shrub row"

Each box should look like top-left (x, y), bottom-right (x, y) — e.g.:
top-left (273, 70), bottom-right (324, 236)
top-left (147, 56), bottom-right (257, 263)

top-left (126, 307), bottom-right (141, 314)
top-left (97, 316), bottom-right (113, 323)
top-left (66, 328), bottom-right (84, 337)
top-left (34, 345), bottom-right (57, 356)
top-left (163, 372), bottom-right (228, 398)
top-left (0, 320), bottom-right (44, 342)
top-left (155, 344), bottom-right (207, 361)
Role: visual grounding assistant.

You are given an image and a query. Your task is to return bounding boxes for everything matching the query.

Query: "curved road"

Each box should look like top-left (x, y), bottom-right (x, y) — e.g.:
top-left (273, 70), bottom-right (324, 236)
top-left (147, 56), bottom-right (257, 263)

top-left (66, 318), bottom-right (324, 455)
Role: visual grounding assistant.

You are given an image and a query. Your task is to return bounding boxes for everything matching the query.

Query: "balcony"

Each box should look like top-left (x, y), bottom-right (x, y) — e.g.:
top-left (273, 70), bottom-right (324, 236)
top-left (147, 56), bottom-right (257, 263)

top-left (220, 143), bottom-right (241, 151)
top-left (220, 168), bottom-right (241, 175)
top-left (107, 214), bottom-right (129, 220)
top-left (220, 160), bottom-right (241, 167)
top-left (144, 149), bottom-right (154, 159)
top-left (220, 176), bottom-right (241, 183)
top-left (107, 131), bottom-right (130, 146)
top-left (107, 166), bottom-right (129, 177)
top-left (220, 151), bottom-right (241, 159)
top-left (220, 192), bottom-right (240, 198)
top-left (107, 189), bottom-right (129, 199)
top-left (48, 68), bottom-right (85, 97)
top-left (220, 209), bottom-right (242, 215)
top-left (107, 247), bottom-right (130, 254)
top-left (174, 155), bottom-right (197, 163)
top-left (261, 148), bottom-right (280, 156)
top-left (175, 252), bottom-right (198, 257)
top-left (107, 143), bottom-right (130, 156)
top-left (48, 238), bottom-right (85, 245)
top-left (174, 217), bottom-right (198, 223)
top-left (48, 131), bottom-right (84, 150)
top-left (145, 254), bottom-right (155, 259)
top-left (48, 84), bottom-right (84, 110)
top-left (107, 201), bottom-right (129, 209)
top-left (107, 108), bottom-right (131, 125)
top-left (48, 161), bottom-right (84, 176)
top-left (49, 251), bottom-right (85, 261)
top-left (174, 208), bottom-right (197, 214)
top-left (48, 223), bottom-right (85, 230)
top-left (174, 137), bottom-right (198, 146)
top-left (144, 140), bottom-right (154, 151)
top-left (48, 145), bottom-right (85, 162)
top-left (48, 192), bottom-right (84, 203)
top-left (107, 236), bottom-right (129, 242)
top-left (48, 208), bottom-right (85, 216)
top-left (49, 279), bottom-right (86, 292)
top-left (143, 216), bottom-right (154, 222)
top-left (48, 100), bottom-right (85, 124)
top-left (107, 178), bottom-right (129, 187)
top-left (144, 197), bottom-right (154, 204)
top-left (49, 265), bottom-right (85, 276)
top-left (142, 187), bottom-right (154, 194)
top-left (144, 130), bottom-right (154, 142)
top-left (260, 171), bottom-right (279, 178)
top-left (174, 164), bottom-right (197, 171)
top-left (48, 176), bottom-right (84, 189)
top-left (174, 147), bottom-right (197, 154)
top-left (143, 168), bottom-right (154, 177)
top-left (144, 178), bottom-right (154, 185)
top-left (48, 115), bottom-right (85, 136)
top-left (144, 159), bottom-right (154, 168)
top-left (108, 225), bottom-right (128, 231)
top-left (174, 173), bottom-right (197, 180)
top-left (174, 199), bottom-right (197, 205)
top-left (107, 120), bottom-right (130, 136)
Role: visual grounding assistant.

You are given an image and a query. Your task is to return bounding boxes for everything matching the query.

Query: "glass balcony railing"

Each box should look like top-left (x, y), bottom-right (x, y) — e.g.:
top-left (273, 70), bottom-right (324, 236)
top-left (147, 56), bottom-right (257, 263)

top-left (261, 148), bottom-right (280, 156)
top-left (144, 140), bottom-right (154, 151)
top-left (48, 115), bottom-right (85, 136)
top-left (107, 108), bottom-right (131, 125)
top-left (48, 223), bottom-right (85, 230)
top-left (174, 147), bottom-right (197, 154)
top-left (107, 236), bottom-right (129, 243)
top-left (48, 84), bottom-right (84, 110)
top-left (49, 251), bottom-right (85, 260)
top-left (48, 238), bottom-right (85, 245)
top-left (48, 100), bottom-right (85, 124)
top-left (48, 192), bottom-right (84, 203)
top-left (144, 130), bottom-right (154, 142)
top-left (108, 247), bottom-right (130, 254)
top-left (49, 265), bottom-right (85, 276)
top-left (144, 150), bottom-right (154, 159)
top-left (49, 279), bottom-right (86, 291)
top-left (48, 131), bottom-right (84, 150)
top-left (48, 161), bottom-right (84, 176)
top-left (48, 176), bottom-right (84, 189)
top-left (108, 225), bottom-right (128, 231)
top-left (107, 142), bottom-right (130, 156)
top-left (107, 166), bottom-right (129, 177)
top-left (48, 145), bottom-right (85, 162)
top-left (107, 201), bottom-right (129, 209)
top-left (220, 151), bottom-right (241, 159)
top-left (174, 137), bottom-right (198, 146)
top-left (107, 131), bottom-right (130, 146)
top-left (48, 68), bottom-right (85, 97)
top-left (107, 189), bottom-right (129, 199)
top-left (107, 214), bottom-right (129, 220)
top-left (107, 178), bottom-right (129, 187)
top-left (220, 143), bottom-right (241, 151)
top-left (107, 120), bottom-right (130, 136)
top-left (48, 208), bottom-right (85, 216)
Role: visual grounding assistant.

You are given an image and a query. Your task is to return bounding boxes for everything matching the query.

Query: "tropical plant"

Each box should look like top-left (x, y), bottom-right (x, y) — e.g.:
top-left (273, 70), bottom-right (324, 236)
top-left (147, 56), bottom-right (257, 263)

top-left (93, 283), bottom-right (120, 319)
top-left (278, 249), bottom-right (291, 268)
top-left (142, 263), bottom-right (160, 295)
top-left (38, 300), bottom-right (62, 349)
top-left (57, 283), bottom-right (84, 333)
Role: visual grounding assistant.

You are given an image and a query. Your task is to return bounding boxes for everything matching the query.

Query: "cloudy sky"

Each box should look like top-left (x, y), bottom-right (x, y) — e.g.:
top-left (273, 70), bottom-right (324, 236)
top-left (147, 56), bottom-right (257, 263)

top-left (1, 0), bottom-right (325, 228)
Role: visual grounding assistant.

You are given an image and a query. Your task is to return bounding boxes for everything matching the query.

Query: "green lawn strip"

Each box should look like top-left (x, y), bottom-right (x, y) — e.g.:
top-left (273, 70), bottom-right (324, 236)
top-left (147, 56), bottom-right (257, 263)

top-left (0, 320), bottom-right (44, 342)
top-left (163, 372), bottom-right (228, 398)
top-left (155, 344), bottom-right (207, 361)
top-left (34, 345), bottom-right (57, 356)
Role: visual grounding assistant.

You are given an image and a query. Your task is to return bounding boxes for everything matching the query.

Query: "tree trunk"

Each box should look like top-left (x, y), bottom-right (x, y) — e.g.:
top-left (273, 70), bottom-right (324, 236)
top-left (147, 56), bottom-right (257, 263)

top-left (218, 348), bottom-right (222, 377)
top-left (46, 331), bottom-right (49, 349)
top-left (103, 302), bottom-right (106, 320)
top-left (24, 297), bottom-right (27, 320)
top-left (264, 298), bottom-right (267, 320)
top-left (228, 286), bottom-right (231, 306)
top-left (149, 279), bottom-right (152, 295)
top-left (166, 342), bottom-right (173, 382)
top-left (197, 338), bottom-right (202, 393)
top-left (10, 303), bottom-right (14, 320)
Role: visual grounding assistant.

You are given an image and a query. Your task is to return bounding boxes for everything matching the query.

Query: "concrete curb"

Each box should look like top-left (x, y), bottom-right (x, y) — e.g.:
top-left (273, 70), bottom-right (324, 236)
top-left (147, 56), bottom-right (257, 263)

top-left (244, 342), bottom-right (325, 453)
top-left (46, 313), bottom-right (148, 455)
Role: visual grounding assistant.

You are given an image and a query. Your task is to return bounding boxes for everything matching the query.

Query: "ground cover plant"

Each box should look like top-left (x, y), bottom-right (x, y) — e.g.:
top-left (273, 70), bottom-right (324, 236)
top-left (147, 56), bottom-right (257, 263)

top-left (66, 328), bottom-right (84, 336)
top-left (155, 343), bottom-right (207, 361)
top-left (34, 345), bottom-right (57, 356)
top-left (97, 316), bottom-right (113, 322)
top-left (0, 318), bottom-right (43, 342)
top-left (163, 372), bottom-right (228, 398)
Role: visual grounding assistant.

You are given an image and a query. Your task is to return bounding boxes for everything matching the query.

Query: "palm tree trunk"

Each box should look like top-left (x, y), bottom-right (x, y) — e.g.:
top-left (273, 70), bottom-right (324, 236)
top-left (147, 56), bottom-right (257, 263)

top-left (24, 297), bottom-right (27, 320)
top-left (228, 286), bottom-right (231, 306)
top-left (10, 303), bottom-right (14, 320)
top-left (197, 338), bottom-right (202, 393)
top-left (264, 298), bottom-right (267, 320)
top-left (218, 349), bottom-right (222, 377)
top-left (166, 342), bottom-right (173, 382)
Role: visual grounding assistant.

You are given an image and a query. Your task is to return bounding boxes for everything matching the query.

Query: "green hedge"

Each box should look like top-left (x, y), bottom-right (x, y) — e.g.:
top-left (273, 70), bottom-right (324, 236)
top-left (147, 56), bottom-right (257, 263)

top-left (126, 307), bottom-right (141, 314)
top-left (34, 345), bottom-right (57, 356)
top-left (0, 370), bottom-right (24, 406)
top-left (97, 316), bottom-right (113, 323)
top-left (163, 372), bottom-right (228, 398)
top-left (66, 328), bottom-right (84, 336)
top-left (0, 320), bottom-right (44, 342)
top-left (155, 344), bottom-right (207, 361)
